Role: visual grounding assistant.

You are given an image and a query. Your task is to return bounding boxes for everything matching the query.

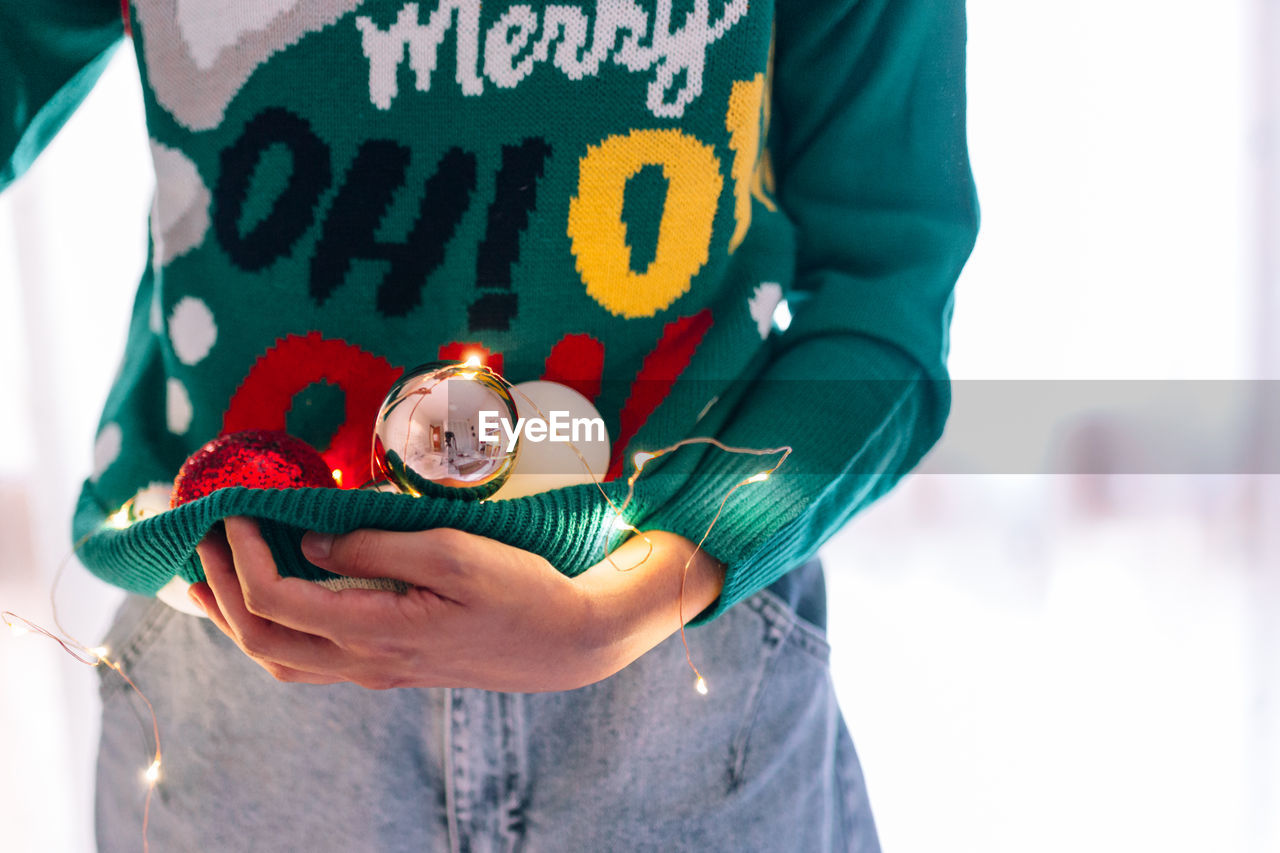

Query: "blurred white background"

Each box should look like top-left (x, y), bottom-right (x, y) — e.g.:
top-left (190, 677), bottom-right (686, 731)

top-left (2, 2), bottom-right (1277, 851)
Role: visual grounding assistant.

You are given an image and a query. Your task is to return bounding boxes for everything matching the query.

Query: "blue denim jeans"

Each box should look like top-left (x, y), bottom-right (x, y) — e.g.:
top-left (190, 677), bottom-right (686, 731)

top-left (95, 560), bottom-right (880, 852)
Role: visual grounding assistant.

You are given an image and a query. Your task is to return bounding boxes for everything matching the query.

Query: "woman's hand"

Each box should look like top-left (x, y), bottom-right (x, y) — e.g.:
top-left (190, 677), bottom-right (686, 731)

top-left (189, 517), bottom-right (725, 692)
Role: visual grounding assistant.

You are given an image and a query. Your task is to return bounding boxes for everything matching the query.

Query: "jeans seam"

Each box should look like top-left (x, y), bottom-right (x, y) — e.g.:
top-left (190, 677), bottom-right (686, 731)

top-left (755, 588), bottom-right (831, 661)
top-left (833, 736), bottom-right (852, 851)
top-left (727, 595), bottom-right (793, 793)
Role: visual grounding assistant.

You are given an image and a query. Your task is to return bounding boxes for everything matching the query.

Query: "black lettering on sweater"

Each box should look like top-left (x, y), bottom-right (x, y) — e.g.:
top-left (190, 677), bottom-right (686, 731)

top-left (311, 142), bottom-right (477, 317)
top-left (469, 137), bottom-right (552, 331)
top-left (214, 108), bottom-right (332, 271)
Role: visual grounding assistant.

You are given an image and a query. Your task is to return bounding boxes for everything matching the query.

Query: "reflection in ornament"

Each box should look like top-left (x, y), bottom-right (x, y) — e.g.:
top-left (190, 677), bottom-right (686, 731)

top-left (372, 361), bottom-right (519, 499)
top-left (359, 479), bottom-right (400, 492)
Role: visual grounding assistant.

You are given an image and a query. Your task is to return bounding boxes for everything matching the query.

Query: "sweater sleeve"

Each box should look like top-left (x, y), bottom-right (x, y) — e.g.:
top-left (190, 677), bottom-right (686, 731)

top-left (640, 0), bottom-right (980, 623)
top-left (0, 0), bottom-right (123, 192)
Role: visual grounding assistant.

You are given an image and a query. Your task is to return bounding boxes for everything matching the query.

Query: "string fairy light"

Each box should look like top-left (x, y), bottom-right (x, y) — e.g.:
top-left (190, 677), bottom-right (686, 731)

top-left (375, 362), bottom-right (793, 694)
top-left (3, 609), bottom-right (164, 852)
top-left (3, 514), bottom-right (164, 853)
top-left (610, 436), bottom-right (792, 695)
top-left (498, 376), bottom-right (793, 696)
top-left (0, 363), bottom-right (791, 852)
top-left (375, 359), bottom-right (794, 692)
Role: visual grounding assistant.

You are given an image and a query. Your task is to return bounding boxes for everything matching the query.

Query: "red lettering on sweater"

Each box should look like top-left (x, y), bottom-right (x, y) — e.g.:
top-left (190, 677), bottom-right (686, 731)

top-left (222, 332), bottom-right (401, 487)
top-left (542, 334), bottom-right (605, 402)
top-left (608, 309), bottom-right (713, 480)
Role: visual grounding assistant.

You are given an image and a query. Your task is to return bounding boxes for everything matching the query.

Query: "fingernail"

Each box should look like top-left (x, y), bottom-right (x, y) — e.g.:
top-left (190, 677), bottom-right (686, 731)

top-left (187, 587), bottom-right (207, 613)
top-left (302, 532), bottom-right (333, 561)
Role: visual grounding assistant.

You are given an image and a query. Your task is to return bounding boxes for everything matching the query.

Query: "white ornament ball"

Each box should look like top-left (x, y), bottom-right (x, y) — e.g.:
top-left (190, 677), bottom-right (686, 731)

top-left (156, 575), bottom-right (207, 618)
top-left (130, 482), bottom-right (174, 520)
top-left (488, 381), bottom-right (611, 500)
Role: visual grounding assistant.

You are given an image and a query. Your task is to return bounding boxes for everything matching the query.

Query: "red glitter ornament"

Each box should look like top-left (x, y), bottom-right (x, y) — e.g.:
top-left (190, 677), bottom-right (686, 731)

top-left (170, 430), bottom-right (336, 507)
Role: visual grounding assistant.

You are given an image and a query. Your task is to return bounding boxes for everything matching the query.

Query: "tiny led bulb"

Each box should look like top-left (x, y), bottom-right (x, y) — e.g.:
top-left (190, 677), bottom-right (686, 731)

top-left (463, 354), bottom-right (483, 368)
top-left (633, 451), bottom-right (655, 470)
top-left (90, 645), bottom-right (110, 660)
top-left (331, 469), bottom-right (343, 486)
top-left (612, 514), bottom-right (632, 531)
top-left (745, 472), bottom-right (770, 484)
top-left (106, 506), bottom-right (132, 529)
top-left (9, 623), bottom-right (29, 638)
top-left (144, 759), bottom-right (161, 785)
top-left (695, 676), bottom-right (709, 696)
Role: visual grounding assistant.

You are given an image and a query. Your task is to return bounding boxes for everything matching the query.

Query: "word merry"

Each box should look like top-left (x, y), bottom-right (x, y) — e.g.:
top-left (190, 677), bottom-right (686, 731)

top-left (356, 0), bottom-right (750, 118)
top-left (478, 410), bottom-right (607, 452)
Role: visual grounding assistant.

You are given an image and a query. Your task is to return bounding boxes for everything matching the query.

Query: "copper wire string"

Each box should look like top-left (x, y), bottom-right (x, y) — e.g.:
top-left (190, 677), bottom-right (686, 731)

top-left (501, 377), bottom-right (793, 693)
top-left (3, 515), bottom-right (162, 853)
top-left (3, 369), bottom-right (791, 853)
top-left (376, 366), bottom-right (792, 691)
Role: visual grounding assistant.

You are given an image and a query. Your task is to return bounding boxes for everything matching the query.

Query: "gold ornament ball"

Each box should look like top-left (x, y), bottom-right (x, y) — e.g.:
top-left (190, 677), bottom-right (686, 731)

top-left (372, 361), bottom-right (519, 499)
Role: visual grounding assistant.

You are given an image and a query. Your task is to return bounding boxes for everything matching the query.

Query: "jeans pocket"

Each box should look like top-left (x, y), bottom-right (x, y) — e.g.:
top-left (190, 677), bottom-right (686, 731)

top-left (726, 589), bottom-right (834, 792)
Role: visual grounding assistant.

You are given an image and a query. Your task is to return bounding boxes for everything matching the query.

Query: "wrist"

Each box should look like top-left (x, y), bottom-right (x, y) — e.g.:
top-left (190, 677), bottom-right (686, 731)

top-left (573, 530), bottom-right (726, 678)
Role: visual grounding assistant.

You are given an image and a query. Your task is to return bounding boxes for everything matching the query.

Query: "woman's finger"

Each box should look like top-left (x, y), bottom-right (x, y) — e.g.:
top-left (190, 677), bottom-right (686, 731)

top-left (197, 523), bottom-right (352, 674)
top-left (187, 580), bottom-right (345, 685)
top-left (224, 516), bottom-right (399, 639)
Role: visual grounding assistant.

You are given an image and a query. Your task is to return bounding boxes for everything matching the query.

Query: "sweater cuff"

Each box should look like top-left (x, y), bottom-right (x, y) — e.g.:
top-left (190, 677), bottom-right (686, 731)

top-left (637, 334), bottom-right (940, 624)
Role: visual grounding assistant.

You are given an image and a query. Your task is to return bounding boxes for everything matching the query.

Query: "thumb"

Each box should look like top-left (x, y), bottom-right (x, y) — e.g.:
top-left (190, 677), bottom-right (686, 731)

top-left (301, 528), bottom-right (468, 594)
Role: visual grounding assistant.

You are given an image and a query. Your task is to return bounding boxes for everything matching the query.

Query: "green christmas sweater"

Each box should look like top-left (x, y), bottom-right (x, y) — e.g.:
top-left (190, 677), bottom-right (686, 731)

top-left (2, 0), bottom-right (978, 623)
